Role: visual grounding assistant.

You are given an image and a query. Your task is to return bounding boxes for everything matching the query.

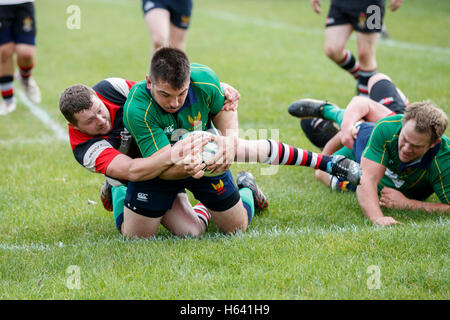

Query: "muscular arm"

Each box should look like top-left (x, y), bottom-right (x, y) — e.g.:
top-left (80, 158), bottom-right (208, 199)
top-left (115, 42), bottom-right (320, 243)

top-left (341, 96), bottom-right (392, 149)
top-left (380, 187), bottom-right (450, 213)
top-left (205, 109), bottom-right (239, 173)
top-left (357, 157), bottom-right (400, 226)
top-left (105, 147), bottom-right (173, 182)
top-left (106, 134), bottom-right (207, 181)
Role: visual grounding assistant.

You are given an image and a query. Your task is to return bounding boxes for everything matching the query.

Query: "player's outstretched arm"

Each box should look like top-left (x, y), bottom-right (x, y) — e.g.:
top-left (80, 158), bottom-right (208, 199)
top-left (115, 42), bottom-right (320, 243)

top-left (106, 133), bottom-right (208, 181)
top-left (357, 157), bottom-right (400, 226)
top-left (207, 110), bottom-right (239, 174)
top-left (380, 187), bottom-right (450, 213)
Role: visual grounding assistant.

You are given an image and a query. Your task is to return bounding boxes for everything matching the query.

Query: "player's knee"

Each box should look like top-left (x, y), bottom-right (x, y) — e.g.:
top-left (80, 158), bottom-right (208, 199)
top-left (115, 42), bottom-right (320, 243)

top-left (121, 228), bottom-right (158, 239)
top-left (368, 73), bottom-right (391, 93)
top-left (0, 43), bottom-right (15, 63)
top-left (151, 35), bottom-right (169, 51)
top-left (357, 46), bottom-right (375, 66)
top-left (324, 44), bottom-right (344, 62)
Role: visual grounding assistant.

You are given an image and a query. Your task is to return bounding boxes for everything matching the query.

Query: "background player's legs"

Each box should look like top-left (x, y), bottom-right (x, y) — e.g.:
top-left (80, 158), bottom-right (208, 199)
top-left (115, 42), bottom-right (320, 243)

top-left (0, 42), bottom-right (16, 114)
top-left (161, 193), bottom-right (207, 237)
top-left (15, 43), bottom-right (40, 104)
top-left (355, 32), bottom-right (379, 95)
top-left (324, 24), bottom-right (359, 79)
top-left (169, 23), bottom-right (188, 51)
top-left (144, 8), bottom-right (171, 52)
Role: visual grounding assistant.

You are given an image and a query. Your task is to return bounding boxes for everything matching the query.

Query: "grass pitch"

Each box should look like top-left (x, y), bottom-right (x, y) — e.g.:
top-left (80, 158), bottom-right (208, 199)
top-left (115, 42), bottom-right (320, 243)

top-left (0, 0), bottom-right (448, 300)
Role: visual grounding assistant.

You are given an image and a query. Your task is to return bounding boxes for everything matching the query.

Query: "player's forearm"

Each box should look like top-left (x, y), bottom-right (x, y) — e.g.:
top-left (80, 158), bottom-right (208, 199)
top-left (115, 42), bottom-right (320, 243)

top-left (213, 110), bottom-right (239, 137)
top-left (403, 199), bottom-right (450, 213)
top-left (127, 152), bottom-right (173, 181)
top-left (322, 132), bottom-right (344, 155)
top-left (158, 163), bottom-right (191, 180)
top-left (357, 177), bottom-right (385, 223)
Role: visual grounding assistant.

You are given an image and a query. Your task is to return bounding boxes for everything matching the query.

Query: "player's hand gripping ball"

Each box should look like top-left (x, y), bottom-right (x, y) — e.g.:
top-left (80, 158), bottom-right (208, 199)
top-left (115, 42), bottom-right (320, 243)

top-left (180, 130), bottom-right (222, 177)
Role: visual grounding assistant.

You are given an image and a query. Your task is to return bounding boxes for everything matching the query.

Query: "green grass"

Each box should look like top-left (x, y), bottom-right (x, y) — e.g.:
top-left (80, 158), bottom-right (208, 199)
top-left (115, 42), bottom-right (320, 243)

top-left (0, 0), bottom-right (448, 300)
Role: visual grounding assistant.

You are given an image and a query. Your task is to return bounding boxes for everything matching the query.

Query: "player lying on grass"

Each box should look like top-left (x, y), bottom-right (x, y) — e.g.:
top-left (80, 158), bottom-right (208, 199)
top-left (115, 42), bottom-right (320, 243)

top-left (59, 50), bottom-right (360, 238)
top-left (288, 73), bottom-right (450, 226)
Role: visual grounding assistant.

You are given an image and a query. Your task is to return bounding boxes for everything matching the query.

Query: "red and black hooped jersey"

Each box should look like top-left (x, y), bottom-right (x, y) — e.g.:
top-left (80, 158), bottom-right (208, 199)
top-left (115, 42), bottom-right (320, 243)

top-left (68, 78), bottom-right (141, 181)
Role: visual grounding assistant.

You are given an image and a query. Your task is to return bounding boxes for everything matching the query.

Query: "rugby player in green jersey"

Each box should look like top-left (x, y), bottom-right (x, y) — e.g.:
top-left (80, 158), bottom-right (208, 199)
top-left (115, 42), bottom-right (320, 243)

top-left (122, 47), bottom-right (361, 238)
top-left (289, 73), bottom-right (450, 226)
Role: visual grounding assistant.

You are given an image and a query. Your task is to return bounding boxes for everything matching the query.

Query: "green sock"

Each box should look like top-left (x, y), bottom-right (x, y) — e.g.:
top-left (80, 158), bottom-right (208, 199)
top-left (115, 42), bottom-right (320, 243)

top-left (111, 185), bottom-right (127, 232)
top-left (323, 103), bottom-right (345, 127)
top-left (239, 187), bottom-right (255, 224)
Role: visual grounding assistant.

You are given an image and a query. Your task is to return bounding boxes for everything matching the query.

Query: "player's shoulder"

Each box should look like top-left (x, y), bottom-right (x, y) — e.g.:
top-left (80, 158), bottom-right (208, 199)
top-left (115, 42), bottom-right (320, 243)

top-left (124, 80), bottom-right (150, 108)
top-left (372, 114), bottom-right (403, 139)
top-left (190, 63), bottom-right (220, 85)
top-left (68, 125), bottom-right (94, 150)
top-left (93, 78), bottom-right (136, 103)
top-left (434, 135), bottom-right (450, 167)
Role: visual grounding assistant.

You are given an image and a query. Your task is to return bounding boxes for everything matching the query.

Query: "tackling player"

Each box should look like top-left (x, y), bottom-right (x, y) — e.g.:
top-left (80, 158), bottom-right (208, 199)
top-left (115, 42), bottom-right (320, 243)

top-left (59, 77), bottom-right (240, 236)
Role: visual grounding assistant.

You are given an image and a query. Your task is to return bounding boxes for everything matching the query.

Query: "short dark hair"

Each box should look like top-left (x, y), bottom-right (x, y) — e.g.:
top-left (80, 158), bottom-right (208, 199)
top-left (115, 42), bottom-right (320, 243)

top-left (149, 47), bottom-right (190, 89)
top-left (59, 84), bottom-right (96, 124)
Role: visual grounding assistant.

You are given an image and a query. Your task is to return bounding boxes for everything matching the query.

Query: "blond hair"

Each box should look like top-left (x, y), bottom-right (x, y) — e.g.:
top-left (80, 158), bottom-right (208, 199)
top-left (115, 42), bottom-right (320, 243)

top-left (403, 100), bottom-right (448, 144)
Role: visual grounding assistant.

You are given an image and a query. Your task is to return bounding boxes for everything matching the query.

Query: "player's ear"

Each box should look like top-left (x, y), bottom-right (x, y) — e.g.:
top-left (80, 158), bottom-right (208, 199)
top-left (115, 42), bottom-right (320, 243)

top-left (146, 75), bottom-right (152, 90)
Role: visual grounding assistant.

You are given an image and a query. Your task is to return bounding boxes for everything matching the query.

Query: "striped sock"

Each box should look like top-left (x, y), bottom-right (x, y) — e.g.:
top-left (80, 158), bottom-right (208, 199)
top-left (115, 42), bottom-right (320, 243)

top-left (0, 75), bottom-right (14, 103)
top-left (357, 69), bottom-right (377, 95)
top-left (339, 50), bottom-right (360, 79)
top-left (18, 63), bottom-right (34, 83)
top-left (193, 202), bottom-right (211, 227)
top-left (263, 140), bottom-right (332, 172)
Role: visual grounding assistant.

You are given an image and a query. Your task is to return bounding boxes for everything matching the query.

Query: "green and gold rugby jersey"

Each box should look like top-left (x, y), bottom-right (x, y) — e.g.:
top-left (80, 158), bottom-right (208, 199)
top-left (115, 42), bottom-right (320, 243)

top-left (123, 63), bottom-right (225, 158)
top-left (362, 114), bottom-right (450, 204)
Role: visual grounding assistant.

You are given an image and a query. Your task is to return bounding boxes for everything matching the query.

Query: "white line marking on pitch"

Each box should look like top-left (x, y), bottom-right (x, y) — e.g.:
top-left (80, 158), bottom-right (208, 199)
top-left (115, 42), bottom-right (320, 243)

top-left (92, 0), bottom-right (450, 55)
top-left (1, 218), bottom-right (447, 251)
top-left (196, 9), bottom-right (450, 55)
top-left (16, 89), bottom-right (69, 142)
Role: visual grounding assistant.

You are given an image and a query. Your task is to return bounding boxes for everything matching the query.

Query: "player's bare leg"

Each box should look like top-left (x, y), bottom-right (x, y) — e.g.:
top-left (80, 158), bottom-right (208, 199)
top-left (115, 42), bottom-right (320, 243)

top-left (355, 32), bottom-right (379, 95)
top-left (15, 43), bottom-right (41, 104)
top-left (144, 8), bottom-right (171, 52)
top-left (169, 24), bottom-right (188, 51)
top-left (122, 207), bottom-right (163, 238)
top-left (324, 24), bottom-right (354, 63)
top-left (209, 200), bottom-right (249, 234)
top-left (161, 193), bottom-right (207, 237)
top-left (0, 42), bottom-right (16, 114)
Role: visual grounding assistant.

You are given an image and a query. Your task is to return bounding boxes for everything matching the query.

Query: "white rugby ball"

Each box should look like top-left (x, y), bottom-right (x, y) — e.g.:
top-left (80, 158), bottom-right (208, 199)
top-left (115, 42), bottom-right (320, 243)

top-left (181, 130), bottom-right (222, 177)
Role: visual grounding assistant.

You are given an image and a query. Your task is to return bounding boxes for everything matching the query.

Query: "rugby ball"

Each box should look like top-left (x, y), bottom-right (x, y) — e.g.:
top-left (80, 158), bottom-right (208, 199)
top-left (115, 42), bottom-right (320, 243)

top-left (181, 130), bottom-right (222, 177)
